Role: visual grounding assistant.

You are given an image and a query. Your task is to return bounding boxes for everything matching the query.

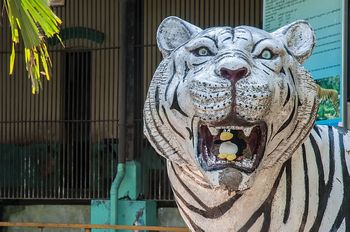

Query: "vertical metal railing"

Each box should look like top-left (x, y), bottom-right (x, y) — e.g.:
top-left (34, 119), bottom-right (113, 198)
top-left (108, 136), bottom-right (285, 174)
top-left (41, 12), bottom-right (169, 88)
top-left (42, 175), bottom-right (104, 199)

top-left (0, 0), bottom-right (262, 201)
top-left (0, 0), bottom-right (120, 200)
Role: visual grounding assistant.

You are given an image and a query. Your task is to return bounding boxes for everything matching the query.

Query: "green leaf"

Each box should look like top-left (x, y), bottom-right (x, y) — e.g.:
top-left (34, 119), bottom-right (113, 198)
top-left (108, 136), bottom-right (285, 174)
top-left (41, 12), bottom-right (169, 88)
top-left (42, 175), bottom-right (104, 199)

top-left (9, 43), bottom-right (15, 75)
top-left (4, 0), bottom-right (62, 94)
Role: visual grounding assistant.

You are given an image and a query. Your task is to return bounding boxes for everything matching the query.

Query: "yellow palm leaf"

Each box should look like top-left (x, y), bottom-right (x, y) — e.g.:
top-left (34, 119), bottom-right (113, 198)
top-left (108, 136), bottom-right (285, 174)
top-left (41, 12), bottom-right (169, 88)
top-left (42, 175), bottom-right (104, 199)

top-left (4, 0), bottom-right (62, 94)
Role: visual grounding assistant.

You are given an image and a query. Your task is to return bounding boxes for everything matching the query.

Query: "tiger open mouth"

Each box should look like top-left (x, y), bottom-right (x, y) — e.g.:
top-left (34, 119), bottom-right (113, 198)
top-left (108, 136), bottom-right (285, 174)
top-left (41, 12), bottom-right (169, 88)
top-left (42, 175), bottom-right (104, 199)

top-left (197, 123), bottom-right (267, 173)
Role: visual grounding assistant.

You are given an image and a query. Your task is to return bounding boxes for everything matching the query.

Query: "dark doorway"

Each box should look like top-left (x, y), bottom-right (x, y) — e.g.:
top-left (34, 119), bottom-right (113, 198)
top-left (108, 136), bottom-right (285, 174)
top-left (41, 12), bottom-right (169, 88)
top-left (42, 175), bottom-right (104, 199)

top-left (63, 51), bottom-right (91, 196)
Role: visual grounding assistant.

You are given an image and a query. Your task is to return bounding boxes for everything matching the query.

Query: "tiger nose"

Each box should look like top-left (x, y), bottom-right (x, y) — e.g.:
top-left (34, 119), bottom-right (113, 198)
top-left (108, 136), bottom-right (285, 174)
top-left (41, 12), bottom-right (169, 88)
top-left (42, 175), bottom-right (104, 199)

top-left (220, 67), bottom-right (248, 82)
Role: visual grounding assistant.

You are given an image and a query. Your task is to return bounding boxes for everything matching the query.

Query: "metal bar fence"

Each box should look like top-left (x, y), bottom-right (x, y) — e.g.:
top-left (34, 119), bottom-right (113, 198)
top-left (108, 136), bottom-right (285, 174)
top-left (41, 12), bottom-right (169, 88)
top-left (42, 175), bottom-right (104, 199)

top-left (0, 0), bottom-right (120, 200)
top-left (0, 0), bottom-right (262, 201)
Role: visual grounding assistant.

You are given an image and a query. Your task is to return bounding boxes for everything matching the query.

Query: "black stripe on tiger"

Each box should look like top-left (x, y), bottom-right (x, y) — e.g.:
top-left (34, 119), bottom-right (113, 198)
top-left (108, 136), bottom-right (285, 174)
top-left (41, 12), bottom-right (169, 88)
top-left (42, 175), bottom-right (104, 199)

top-left (215, 52), bottom-right (250, 66)
top-left (236, 55), bottom-right (251, 66)
top-left (268, 139), bottom-right (284, 156)
top-left (273, 99), bottom-right (296, 138)
top-left (222, 36), bottom-right (232, 43)
top-left (252, 38), bottom-right (269, 53)
top-left (340, 130), bottom-right (350, 229)
top-left (268, 124), bottom-right (274, 142)
top-left (283, 84), bottom-right (291, 107)
top-left (177, 164), bottom-right (211, 189)
top-left (234, 50), bottom-right (250, 62)
top-left (284, 45), bottom-right (294, 57)
top-left (288, 68), bottom-right (296, 86)
top-left (236, 36), bottom-right (248, 41)
top-left (165, 61), bottom-right (176, 101)
top-left (144, 118), bottom-right (184, 162)
top-left (144, 99), bottom-right (186, 162)
top-left (155, 86), bottom-right (164, 124)
top-left (299, 144), bottom-right (310, 232)
top-left (313, 124), bottom-right (321, 138)
top-left (203, 35), bottom-right (218, 48)
top-left (309, 127), bottom-right (335, 231)
top-left (327, 126), bottom-right (336, 187)
top-left (330, 129), bottom-right (350, 231)
top-left (218, 51), bottom-right (234, 57)
top-left (261, 63), bottom-right (275, 73)
top-left (193, 61), bottom-right (207, 67)
top-left (191, 117), bottom-right (195, 147)
top-left (161, 105), bottom-right (185, 140)
top-left (286, 98), bottom-right (317, 142)
top-left (177, 201), bottom-right (205, 232)
top-left (286, 122), bottom-right (299, 141)
top-left (238, 161), bottom-right (287, 232)
top-left (171, 163), bottom-right (242, 219)
top-left (280, 67), bottom-right (286, 75)
top-left (194, 67), bottom-right (204, 75)
top-left (215, 55), bottom-right (233, 64)
top-left (186, 127), bottom-right (193, 140)
top-left (170, 82), bottom-right (189, 117)
top-left (144, 120), bottom-right (165, 154)
top-left (283, 159), bottom-right (292, 223)
top-left (330, 205), bottom-right (345, 231)
top-left (182, 62), bottom-right (189, 82)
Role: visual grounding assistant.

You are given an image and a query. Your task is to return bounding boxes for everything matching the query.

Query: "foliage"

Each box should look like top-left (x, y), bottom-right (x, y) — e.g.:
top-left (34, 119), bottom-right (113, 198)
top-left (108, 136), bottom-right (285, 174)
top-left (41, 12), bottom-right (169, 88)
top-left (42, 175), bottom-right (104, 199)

top-left (4, 0), bottom-right (62, 94)
top-left (316, 76), bottom-right (340, 120)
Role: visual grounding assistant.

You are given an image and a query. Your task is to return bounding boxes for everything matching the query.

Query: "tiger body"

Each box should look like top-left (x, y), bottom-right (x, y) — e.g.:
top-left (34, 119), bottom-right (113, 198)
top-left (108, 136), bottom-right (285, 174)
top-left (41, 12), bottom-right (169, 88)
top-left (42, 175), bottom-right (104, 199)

top-left (143, 17), bottom-right (350, 231)
top-left (168, 126), bottom-right (350, 231)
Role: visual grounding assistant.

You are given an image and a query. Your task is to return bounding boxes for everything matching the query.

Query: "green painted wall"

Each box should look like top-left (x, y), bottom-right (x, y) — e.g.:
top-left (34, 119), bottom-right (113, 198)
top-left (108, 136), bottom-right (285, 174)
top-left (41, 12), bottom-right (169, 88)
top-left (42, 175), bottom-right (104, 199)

top-left (158, 208), bottom-right (186, 228)
top-left (118, 161), bottom-right (141, 200)
top-left (91, 200), bottom-right (157, 232)
top-left (1, 205), bottom-right (90, 232)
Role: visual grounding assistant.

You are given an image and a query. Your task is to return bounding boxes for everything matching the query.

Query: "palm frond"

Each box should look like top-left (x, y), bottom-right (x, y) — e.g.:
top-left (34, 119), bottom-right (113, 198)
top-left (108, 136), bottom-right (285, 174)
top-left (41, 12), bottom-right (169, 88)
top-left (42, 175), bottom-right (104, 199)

top-left (4, 0), bottom-right (62, 94)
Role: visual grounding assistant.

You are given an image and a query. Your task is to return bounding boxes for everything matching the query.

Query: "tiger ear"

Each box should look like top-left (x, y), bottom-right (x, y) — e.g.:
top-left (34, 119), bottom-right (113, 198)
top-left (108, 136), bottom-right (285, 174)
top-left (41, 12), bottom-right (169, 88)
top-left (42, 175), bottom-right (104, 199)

top-left (272, 20), bottom-right (315, 64)
top-left (157, 16), bottom-right (202, 57)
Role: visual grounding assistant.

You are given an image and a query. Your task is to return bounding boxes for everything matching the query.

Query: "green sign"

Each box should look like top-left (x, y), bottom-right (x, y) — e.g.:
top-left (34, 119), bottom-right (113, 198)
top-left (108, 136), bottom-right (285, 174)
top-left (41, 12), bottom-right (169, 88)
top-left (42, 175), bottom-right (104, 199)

top-left (263, 0), bottom-right (343, 125)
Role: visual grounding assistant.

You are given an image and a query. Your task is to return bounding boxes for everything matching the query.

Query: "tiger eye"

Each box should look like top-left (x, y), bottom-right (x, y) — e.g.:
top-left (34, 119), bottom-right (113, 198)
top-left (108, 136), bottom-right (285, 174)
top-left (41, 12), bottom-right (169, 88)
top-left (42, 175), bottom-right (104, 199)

top-left (197, 47), bottom-right (209, 56)
top-left (260, 49), bottom-right (272, 59)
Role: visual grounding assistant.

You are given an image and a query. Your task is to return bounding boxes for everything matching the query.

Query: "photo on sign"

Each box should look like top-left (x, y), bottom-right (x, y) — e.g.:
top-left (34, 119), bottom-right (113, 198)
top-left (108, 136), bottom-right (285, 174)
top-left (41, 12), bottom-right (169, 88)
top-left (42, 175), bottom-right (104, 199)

top-left (316, 75), bottom-right (340, 121)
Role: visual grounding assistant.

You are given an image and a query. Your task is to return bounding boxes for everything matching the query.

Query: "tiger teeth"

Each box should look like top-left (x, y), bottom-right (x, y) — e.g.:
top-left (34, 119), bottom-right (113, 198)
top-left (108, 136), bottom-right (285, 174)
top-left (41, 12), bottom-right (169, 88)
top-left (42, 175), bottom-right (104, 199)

top-left (210, 126), bottom-right (254, 137)
top-left (216, 126), bottom-right (245, 130)
top-left (208, 127), bottom-right (219, 136)
top-left (243, 127), bottom-right (253, 137)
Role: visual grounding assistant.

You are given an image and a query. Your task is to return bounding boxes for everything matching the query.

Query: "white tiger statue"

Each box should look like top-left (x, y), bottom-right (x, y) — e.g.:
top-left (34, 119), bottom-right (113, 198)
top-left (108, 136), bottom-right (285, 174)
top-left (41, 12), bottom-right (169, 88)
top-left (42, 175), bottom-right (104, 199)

top-left (143, 16), bottom-right (350, 232)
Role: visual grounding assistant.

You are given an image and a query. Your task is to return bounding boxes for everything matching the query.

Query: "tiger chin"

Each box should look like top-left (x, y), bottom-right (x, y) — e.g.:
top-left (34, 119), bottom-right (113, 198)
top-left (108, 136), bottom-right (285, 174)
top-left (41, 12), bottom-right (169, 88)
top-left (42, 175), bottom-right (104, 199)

top-left (144, 16), bottom-right (350, 231)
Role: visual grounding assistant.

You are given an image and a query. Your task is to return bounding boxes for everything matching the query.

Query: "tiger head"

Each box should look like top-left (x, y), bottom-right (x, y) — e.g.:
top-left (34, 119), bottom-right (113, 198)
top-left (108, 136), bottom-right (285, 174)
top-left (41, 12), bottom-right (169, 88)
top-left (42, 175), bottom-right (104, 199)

top-left (144, 17), bottom-right (318, 192)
